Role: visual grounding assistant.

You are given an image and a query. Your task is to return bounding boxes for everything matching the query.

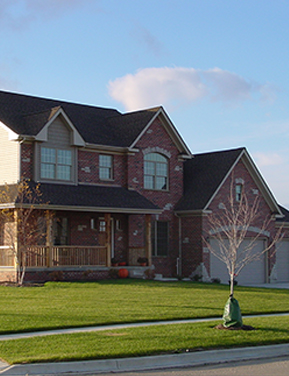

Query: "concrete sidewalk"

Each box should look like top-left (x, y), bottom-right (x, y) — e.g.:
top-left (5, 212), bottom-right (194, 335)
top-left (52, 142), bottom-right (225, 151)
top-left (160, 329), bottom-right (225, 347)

top-left (0, 313), bottom-right (289, 375)
top-left (1, 343), bottom-right (289, 375)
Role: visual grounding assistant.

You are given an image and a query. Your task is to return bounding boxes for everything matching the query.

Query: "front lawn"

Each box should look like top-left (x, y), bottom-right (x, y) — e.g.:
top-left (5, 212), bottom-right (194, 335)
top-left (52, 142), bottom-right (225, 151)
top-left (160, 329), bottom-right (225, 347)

top-left (1, 315), bottom-right (289, 364)
top-left (0, 280), bottom-right (288, 334)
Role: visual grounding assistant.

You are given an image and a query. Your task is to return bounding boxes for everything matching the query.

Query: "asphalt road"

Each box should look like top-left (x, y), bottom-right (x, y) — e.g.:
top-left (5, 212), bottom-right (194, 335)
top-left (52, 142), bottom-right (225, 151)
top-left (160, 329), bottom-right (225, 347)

top-left (92, 356), bottom-right (289, 376)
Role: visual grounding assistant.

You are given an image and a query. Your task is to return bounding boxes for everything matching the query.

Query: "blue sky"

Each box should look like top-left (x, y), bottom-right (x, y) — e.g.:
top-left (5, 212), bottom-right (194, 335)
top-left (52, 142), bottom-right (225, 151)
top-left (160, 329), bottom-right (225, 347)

top-left (0, 0), bottom-right (288, 207)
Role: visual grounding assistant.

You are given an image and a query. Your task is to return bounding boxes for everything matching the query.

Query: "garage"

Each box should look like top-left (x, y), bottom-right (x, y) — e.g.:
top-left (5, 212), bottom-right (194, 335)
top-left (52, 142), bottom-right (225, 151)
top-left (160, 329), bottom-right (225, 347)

top-left (209, 239), bottom-right (266, 285)
top-left (275, 240), bottom-right (289, 282)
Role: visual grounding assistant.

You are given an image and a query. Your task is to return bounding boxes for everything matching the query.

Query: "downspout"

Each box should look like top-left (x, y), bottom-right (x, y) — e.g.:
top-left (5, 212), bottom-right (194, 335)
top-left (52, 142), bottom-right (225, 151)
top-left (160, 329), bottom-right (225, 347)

top-left (175, 213), bottom-right (182, 277)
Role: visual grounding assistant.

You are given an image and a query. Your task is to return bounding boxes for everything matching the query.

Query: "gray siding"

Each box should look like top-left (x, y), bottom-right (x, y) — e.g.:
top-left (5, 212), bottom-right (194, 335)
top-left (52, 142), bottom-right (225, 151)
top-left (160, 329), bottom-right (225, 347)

top-left (46, 118), bottom-right (71, 148)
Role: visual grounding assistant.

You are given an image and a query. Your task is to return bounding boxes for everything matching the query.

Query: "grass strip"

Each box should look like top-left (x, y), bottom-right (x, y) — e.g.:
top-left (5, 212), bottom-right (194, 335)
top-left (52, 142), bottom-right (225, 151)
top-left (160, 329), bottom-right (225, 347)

top-left (0, 316), bottom-right (288, 364)
top-left (0, 280), bottom-right (288, 334)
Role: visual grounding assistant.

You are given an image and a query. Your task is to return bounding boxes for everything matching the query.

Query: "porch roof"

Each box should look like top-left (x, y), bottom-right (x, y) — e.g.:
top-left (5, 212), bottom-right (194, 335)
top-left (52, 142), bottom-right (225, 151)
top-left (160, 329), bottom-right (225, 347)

top-left (2, 182), bottom-right (162, 214)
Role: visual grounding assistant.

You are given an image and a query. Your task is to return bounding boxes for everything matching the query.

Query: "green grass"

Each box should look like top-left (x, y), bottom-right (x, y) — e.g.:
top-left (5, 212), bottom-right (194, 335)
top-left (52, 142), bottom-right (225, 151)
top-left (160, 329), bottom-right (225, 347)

top-left (0, 280), bottom-right (288, 334)
top-left (0, 316), bottom-right (289, 365)
top-left (0, 280), bottom-right (288, 364)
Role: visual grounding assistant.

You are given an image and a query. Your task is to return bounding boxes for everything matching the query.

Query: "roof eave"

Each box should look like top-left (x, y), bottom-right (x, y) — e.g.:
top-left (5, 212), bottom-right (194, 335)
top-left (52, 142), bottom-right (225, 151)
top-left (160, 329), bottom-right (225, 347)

top-left (14, 203), bottom-right (162, 214)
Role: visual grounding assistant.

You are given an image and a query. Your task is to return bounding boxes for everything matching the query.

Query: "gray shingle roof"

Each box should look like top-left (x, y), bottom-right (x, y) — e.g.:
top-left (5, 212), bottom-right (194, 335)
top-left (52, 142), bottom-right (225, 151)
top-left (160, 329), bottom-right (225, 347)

top-left (0, 90), bottom-right (157, 147)
top-left (175, 148), bottom-right (244, 211)
top-left (1, 182), bottom-right (160, 213)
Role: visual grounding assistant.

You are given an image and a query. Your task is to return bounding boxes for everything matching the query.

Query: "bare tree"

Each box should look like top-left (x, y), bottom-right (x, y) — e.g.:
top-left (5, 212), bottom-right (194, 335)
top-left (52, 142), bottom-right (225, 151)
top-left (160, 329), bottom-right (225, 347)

top-left (0, 178), bottom-right (47, 285)
top-left (204, 180), bottom-right (283, 298)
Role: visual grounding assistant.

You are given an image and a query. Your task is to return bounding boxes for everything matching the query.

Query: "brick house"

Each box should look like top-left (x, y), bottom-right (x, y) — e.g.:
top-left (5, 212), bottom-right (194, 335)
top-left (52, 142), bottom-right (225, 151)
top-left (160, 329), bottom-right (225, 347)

top-left (0, 90), bottom-right (288, 284)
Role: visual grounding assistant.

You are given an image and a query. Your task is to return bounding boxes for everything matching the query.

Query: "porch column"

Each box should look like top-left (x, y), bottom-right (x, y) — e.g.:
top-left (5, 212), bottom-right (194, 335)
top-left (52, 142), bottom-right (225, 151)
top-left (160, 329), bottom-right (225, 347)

top-left (14, 209), bottom-right (19, 269)
top-left (145, 214), bottom-right (152, 266)
top-left (46, 211), bottom-right (53, 267)
top-left (105, 213), bottom-right (111, 267)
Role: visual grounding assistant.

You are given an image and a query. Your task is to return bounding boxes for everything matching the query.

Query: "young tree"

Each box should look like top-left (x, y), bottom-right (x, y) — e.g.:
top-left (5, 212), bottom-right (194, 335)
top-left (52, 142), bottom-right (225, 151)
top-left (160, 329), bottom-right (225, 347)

top-left (0, 178), bottom-right (46, 285)
top-left (204, 180), bottom-right (283, 328)
top-left (205, 181), bottom-right (283, 297)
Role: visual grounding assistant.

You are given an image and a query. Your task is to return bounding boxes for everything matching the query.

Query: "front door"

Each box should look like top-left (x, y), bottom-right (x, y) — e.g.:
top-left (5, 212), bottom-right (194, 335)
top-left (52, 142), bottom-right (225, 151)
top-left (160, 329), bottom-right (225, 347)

top-left (98, 217), bottom-right (114, 258)
top-left (53, 217), bottom-right (69, 245)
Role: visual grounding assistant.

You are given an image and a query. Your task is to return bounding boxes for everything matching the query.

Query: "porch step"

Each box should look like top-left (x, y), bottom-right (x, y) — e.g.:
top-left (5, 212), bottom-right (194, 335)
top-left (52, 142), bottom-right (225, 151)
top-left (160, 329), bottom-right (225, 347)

top-left (154, 274), bottom-right (163, 280)
top-left (129, 270), bottom-right (145, 279)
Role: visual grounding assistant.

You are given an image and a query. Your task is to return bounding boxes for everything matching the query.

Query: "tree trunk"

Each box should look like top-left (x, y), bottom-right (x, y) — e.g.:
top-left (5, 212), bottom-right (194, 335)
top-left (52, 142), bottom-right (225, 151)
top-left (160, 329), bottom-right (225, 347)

top-left (230, 272), bottom-right (234, 297)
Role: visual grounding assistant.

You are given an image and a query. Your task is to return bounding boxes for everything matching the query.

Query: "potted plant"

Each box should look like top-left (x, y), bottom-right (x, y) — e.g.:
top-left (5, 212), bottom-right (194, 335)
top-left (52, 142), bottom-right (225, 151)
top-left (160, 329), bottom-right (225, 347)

top-left (137, 257), bottom-right (148, 266)
top-left (111, 258), bottom-right (118, 267)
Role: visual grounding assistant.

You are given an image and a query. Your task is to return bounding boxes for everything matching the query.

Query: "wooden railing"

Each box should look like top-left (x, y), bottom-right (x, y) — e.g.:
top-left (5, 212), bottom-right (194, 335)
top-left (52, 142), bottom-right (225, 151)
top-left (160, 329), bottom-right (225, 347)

top-left (23, 246), bottom-right (107, 268)
top-left (0, 245), bottom-right (147, 268)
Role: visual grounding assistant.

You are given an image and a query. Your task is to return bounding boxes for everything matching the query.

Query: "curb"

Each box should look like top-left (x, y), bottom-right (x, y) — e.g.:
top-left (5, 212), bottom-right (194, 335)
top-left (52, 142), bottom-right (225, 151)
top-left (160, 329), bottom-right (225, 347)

top-left (1, 343), bottom-right (289, 375)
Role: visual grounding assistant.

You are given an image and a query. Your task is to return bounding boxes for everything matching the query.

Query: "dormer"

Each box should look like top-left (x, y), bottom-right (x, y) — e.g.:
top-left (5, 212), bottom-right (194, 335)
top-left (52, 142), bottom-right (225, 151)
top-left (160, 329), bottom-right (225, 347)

top-left (34, 107), bottom-right (84, 184)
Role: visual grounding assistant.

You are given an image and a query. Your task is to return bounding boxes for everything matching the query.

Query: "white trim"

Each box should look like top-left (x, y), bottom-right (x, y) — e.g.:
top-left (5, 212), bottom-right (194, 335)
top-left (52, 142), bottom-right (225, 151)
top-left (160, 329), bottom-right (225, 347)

top-left (35, 107), bottom-right (85, 146)
top-left (129, 107), bottom-right (192, 157)
top-left (209, 225), bottom-right (270, 237)
top-left (6, 203), bottom-right (162, 215)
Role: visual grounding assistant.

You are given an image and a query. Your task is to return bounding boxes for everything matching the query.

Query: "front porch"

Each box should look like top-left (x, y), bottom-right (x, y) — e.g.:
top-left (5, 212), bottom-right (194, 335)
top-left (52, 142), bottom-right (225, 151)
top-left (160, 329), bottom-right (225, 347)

top-left (0, 207), bottom-right (155, 282)
top-left (0, 244), bottom-right (152, 282)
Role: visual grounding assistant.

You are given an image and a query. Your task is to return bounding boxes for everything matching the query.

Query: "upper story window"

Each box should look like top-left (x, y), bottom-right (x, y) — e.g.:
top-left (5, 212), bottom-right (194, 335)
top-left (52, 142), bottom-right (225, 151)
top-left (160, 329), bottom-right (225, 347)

top-left (41, 147), bottom-right (72, 181)
top-left (235, 184), bottom-right (243, 202)
top-left (99, 155), bottom-right (113, 180)
top-left (144, 153), bottom-right (168, 190)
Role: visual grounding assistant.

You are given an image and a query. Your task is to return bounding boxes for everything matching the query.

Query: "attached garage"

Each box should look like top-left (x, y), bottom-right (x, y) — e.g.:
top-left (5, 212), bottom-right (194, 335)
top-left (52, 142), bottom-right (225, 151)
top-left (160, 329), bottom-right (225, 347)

top-left (275, 240), bottom-right (289, 282)
top-left (209, 239), bottom-right (267, 285)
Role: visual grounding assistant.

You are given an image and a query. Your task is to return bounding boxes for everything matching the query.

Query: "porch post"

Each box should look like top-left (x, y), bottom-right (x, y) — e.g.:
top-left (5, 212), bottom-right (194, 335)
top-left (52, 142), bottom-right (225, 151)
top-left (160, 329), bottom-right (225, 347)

top-left (14, 209), bottom-right (19, 269)
top-left (105, 213), bottom-right (111, 267)
top-left (145, 214), bottom-right (152, 266)
top-left (46, 211), bottom-right (53, 267)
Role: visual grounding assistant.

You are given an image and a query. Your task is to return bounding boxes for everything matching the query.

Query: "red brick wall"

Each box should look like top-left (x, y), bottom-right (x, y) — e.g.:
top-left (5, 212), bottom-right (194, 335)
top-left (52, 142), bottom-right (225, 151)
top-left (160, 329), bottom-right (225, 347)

top-left (78, 150), bottom-right (127, 187)
top-left (180, 216), bottom-right (203, 277)
top-left (20, 142), bottom-right (33, 179)
top-left (127, 118), bottom-right (185, 276)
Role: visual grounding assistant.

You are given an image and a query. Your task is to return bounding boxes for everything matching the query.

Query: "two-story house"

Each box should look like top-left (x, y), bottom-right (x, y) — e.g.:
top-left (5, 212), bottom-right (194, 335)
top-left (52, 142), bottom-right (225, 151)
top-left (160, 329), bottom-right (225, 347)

top-left (0, 90), bottom-right (288, 284)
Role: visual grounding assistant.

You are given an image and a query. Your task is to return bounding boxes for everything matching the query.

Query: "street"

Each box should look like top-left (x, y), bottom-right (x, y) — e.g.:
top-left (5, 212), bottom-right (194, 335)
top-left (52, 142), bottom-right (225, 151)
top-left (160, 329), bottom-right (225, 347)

top-left (91, 356), bottom-right (289, 376)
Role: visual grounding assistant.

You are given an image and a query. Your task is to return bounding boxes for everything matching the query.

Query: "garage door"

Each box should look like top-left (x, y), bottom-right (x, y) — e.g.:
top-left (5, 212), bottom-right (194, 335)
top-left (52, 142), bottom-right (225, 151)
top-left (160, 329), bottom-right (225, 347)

top-left (210, 239), bottom-right (266, 285)
top-left (276, 241), bottom-right (289, 282)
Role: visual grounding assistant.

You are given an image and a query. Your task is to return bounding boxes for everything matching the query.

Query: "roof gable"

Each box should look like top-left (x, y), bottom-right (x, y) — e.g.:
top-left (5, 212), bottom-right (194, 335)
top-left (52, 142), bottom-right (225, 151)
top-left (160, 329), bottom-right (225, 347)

top-left (176, 147), bottom-right (282, 215)
top-left (129, 107), bottom-right (192, 156)
top-left (35, 107), bottom-right (85, 146)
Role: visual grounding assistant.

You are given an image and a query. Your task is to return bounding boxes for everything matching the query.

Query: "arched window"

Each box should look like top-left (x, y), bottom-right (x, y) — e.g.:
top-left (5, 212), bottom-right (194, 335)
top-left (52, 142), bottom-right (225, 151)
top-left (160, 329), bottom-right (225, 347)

top-left (144, 153), bottom-right (168, 190)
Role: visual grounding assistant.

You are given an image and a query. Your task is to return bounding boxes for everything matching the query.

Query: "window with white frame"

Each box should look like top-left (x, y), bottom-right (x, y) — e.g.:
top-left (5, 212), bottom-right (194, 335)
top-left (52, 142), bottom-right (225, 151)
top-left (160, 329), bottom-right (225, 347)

top-left (144, 153), bottom-right (168, 190)
top-left (41, 147), bottom-right (72, 181)
top-left (235, 184), bottom-right (243, 202)
top-left (152, 221), bottom-right (169, 256)
top-left (99, 155), bottom-right (113, 180)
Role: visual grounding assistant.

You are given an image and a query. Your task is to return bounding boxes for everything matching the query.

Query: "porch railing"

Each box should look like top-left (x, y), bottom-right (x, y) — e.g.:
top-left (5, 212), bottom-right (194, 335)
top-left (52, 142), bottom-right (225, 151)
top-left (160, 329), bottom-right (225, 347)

top-left (0, 245), bottom-right (147, 268)
top-left (24, 246), bottom-right (107, 268)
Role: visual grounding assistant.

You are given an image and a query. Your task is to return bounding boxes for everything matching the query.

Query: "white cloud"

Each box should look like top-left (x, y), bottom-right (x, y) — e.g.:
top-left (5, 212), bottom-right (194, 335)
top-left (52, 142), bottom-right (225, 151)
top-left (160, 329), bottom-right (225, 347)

top-left (108, 67), bottom-right (276, 111)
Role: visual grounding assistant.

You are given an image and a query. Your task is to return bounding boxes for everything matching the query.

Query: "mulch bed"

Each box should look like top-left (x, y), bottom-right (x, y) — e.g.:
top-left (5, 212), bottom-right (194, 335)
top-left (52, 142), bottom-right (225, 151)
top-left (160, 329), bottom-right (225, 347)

top-left (215, 323), bottom-right (255, 330)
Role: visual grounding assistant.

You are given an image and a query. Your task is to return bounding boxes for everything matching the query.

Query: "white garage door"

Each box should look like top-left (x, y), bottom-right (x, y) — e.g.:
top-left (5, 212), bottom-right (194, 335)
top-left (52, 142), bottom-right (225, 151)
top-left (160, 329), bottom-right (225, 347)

top-left (210, 239), bottom-right (266, 285)
top-left (276, 241), bottom-right (289, 282)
